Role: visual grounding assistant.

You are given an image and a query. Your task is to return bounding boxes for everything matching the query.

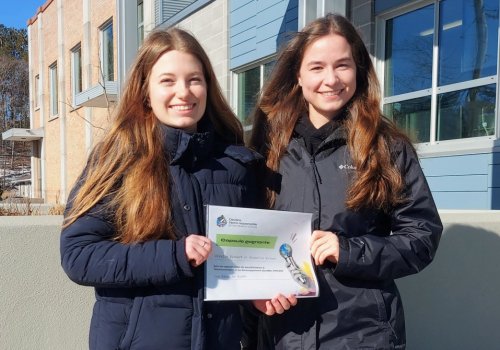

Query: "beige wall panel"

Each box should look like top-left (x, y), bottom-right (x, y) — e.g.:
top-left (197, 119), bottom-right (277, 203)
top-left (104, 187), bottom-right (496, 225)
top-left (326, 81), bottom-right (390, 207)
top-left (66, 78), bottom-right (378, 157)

top-left (45, 119), bottom-right (61, 203)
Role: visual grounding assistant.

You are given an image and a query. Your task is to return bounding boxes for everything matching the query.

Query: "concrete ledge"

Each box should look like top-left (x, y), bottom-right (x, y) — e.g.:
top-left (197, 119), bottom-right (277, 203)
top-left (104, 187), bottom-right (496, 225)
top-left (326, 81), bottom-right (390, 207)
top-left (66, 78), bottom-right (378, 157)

top-left (1, 211), bottom-right (499, 349)
top-left (397, 210), bottom-right (500, 349)
top-left (0, 216), bottom-right (93, 350)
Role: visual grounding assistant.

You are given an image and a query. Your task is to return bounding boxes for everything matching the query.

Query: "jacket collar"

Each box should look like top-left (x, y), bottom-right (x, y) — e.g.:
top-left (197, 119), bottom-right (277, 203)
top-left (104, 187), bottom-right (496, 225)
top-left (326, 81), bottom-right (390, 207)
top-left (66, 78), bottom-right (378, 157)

top-left (293, 111), bottom-right (348, 155)
top-left (160, 117), bottom-right (214, 165)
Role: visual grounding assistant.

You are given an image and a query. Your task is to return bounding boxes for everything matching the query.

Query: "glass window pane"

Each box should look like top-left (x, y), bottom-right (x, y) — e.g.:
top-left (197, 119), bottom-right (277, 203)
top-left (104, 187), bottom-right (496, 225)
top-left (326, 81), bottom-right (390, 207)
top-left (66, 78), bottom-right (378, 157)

top-left (304, 1), bottom-right (317, 27)
top-left (138, 1), bottom-right (144, 46)
top-left (438, 0), bottom-right (499, 86)
top-left (102, 23), bottom-right (114, 81)
top-left (437, 84), bottom-right (496, 141)
top-left (50, 64), bottom-right (58, 116)
top-left (237, 66), bottom-right (260, 127)
top-left (34, 75), bottom-right (39, 108)
top-left (384, 96), bottom-right (431, 143)
top-left (263, 60), bottom-right (275, 81)
top-left (384, 4), bottom-right (434, 96)
top-left (72, 47), bottom-right (82, 96)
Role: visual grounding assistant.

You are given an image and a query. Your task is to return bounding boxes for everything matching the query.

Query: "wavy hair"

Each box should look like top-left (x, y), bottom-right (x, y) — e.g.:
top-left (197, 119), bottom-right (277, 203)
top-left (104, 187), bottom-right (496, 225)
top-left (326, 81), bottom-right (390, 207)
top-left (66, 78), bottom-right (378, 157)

top-left (250, 13), bottom-right (410, 211)
top-left (64, 28), bottom-right (243, 243)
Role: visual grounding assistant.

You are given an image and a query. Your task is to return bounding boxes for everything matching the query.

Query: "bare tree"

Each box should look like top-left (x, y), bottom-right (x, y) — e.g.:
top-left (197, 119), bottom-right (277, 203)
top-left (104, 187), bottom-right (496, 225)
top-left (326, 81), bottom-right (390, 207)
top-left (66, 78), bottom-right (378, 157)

top-left (0, 25), bottom-right (29, 196)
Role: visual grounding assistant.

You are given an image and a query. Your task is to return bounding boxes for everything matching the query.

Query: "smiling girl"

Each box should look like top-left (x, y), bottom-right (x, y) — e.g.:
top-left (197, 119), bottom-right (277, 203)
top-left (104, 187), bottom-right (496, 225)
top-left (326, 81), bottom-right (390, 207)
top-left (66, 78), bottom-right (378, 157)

top-left (247, 13), bottom-right (442, 350)
top-left (61, 28), bottom-right (261, 350)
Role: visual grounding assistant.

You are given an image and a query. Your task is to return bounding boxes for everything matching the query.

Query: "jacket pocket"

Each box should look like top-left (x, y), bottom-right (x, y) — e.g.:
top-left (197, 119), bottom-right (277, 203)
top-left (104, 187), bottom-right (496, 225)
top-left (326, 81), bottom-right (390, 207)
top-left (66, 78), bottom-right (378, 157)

top-left (370, 288), bottom-right (388, 323)
top-left (118, 297), bottom-right (144, 350)
top-left (371, 288), bottom-right (399, 343)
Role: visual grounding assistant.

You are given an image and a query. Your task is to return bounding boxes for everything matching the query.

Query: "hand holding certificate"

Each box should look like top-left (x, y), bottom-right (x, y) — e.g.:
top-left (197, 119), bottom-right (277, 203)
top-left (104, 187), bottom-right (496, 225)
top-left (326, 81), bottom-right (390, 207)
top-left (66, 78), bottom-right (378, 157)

top-left (204, 205), bottom-right (319, 301)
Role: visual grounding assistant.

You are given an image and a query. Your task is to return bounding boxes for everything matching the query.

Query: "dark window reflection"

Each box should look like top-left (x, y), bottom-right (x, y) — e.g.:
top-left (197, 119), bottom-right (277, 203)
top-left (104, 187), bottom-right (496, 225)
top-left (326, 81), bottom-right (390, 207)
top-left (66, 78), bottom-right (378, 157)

top-left (237, 66), bottom-right (260, 127)
top-left (439, 0), bottom-right (499, 85)
top-left (437, 84), bottom-right (496, 141)
top-left (384, 96), bottom-right (431, 143)
top-left (384, 4), bottom-right (434, 96)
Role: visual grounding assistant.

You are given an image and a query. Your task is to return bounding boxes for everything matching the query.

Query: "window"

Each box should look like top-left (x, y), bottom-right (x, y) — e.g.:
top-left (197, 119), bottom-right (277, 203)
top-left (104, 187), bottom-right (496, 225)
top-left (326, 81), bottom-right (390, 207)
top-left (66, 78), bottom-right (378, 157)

top-left (138, 0), bottom-right (144, 47)
top-left (49, 63), bottom-right (58, 116)
top-left (235, 60), bottom-right (275, 131)
top-left (381, 0), bottom-right (498, 143)
top-left (100, 20), bottom-right (114, 81)
top-left (71, 44), bottom-right (82, 106)
top-left (298, 0), bottom-right (346, 29)
top-left (34, 74), bottom-right (40, 109)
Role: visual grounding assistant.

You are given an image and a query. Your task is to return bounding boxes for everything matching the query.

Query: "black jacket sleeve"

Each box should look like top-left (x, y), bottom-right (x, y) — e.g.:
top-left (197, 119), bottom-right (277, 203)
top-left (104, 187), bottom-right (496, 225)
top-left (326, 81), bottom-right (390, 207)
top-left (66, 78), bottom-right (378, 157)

top-left (333, 141), bottom-right (443, 281)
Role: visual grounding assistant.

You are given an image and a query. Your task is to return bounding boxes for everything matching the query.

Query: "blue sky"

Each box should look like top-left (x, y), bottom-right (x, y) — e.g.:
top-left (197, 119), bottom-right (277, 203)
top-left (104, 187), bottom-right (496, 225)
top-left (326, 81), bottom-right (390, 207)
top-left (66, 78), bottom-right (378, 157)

top-left (0, 0), bottom-right (44, 29)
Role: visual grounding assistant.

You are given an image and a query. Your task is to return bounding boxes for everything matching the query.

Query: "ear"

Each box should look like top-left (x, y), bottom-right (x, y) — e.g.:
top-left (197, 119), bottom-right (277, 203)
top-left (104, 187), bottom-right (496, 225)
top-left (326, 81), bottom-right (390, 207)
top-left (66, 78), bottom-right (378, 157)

top-left (297, 75), bottom-right (302, 87)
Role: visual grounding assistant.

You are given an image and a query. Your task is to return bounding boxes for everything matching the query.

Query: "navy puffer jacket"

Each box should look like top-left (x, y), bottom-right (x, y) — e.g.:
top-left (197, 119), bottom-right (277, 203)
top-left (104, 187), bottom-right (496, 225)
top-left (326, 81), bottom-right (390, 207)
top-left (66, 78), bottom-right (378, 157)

top-left (61, 122), bottom-right (261, 350)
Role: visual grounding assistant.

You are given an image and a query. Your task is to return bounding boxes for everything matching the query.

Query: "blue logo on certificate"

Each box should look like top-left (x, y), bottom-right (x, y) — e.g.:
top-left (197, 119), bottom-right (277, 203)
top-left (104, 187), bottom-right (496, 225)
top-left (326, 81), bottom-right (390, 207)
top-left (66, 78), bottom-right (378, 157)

top-left (216, 215), bottom-right (227, 227)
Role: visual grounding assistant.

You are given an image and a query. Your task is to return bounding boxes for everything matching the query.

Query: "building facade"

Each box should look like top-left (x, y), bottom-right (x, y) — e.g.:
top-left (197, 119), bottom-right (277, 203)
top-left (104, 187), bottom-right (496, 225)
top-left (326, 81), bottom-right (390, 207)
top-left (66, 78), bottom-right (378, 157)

top-left (3, 0), bottom-right (499, 209)
top-left (4, 0), bottom-right (121, 204)
top-left (229, 0), bottom-right (500, 210)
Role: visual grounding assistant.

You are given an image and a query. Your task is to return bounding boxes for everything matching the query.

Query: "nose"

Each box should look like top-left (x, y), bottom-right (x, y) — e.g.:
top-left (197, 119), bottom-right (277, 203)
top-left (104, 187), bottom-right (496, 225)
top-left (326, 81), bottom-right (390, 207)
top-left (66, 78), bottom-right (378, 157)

top-left (324, 68), bottom-right (339, 86)
top-left (174, 81), bottom-right (190, 98)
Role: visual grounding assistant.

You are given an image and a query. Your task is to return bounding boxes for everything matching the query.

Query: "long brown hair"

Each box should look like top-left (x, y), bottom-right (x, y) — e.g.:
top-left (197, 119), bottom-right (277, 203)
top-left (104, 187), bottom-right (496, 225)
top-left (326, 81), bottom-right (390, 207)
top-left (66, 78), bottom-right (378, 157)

top-left (64, 28), bottom-right (243, 243)
top-left (250, 13), bottom-right (410, 211)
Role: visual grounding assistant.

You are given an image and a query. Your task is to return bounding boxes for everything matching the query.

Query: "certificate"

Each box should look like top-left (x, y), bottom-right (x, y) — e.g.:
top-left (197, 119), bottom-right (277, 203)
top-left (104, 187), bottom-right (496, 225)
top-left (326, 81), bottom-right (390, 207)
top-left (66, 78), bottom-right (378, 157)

top-left (204, 205), bottom-right (319, 301)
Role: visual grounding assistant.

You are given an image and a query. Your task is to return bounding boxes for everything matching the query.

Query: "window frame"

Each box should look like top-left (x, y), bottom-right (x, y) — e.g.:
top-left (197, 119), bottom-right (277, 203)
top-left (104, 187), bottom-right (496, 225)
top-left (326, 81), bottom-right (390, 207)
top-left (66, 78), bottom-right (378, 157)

top-left (34, 74), bottom-right (40, 110)
top-left (49, 62), bottom-right (58, 117)
top-left (138, 0), bottom-right (144, 47)
top-left (375, 0), bottom-right (500, 156)
top-left (232, 57), bottom-right (276, 132)
top-left (70, 43), bottom-right (82, 107)
top-left (99, 19), bottom-right (114, 82)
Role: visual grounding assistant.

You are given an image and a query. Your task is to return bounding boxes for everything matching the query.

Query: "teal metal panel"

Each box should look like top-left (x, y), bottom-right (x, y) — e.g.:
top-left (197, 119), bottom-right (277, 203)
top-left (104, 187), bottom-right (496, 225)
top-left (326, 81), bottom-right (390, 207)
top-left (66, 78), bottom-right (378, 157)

top-left (230, 0), bottom-right (254, 13)
top-left (421, 152), bottom-right (498, 209)
top-left (231, 16), bottom-right (255, 37)
top-left (426, 174), bottom-right (489, 192)
top-left (431, 191), bottom-right (490, 209)
top-left (230, 0), bottom-right (297, 69)
top-left (492, 188), bottom-right (500, 208)
top-left (489, 164), bottom-right (500, 188)
top-left (420, 153), bottom-right (491, 176)
top-left (232, 26), bottom-right (256, 46)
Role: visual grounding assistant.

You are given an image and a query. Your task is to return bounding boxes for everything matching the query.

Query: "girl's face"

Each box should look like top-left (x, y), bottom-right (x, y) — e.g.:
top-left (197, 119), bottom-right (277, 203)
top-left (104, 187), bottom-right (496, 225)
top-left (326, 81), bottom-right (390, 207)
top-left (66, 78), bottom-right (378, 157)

top-left (148, 50), bottom-right (207, 132)
top-left (298, 33), bottom-right (356, 127)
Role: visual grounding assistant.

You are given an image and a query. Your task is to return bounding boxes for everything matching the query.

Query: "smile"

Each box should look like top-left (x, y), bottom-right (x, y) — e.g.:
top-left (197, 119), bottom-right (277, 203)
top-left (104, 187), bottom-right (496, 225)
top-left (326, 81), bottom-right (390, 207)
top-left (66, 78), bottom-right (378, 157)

top-left (320, 89), bottom-right (343, 96)
top-left (170, 104), bottom-right (195, 111)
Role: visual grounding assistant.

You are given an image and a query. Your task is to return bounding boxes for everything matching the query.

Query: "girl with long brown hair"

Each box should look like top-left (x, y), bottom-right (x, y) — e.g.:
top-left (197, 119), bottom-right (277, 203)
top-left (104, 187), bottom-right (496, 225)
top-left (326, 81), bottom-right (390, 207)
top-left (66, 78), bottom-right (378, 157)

top-left (247, 14), bottom-right (442, 349)
top-left (61, 27), bottom-right (261, 350)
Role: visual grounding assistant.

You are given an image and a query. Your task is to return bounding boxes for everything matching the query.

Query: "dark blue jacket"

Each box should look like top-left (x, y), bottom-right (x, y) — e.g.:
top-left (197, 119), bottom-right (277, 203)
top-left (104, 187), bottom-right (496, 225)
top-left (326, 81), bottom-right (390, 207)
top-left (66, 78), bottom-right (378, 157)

top-left (253, 122), bottom-right (442, 350)
top-left (61, 123), bottom-right (261, 350)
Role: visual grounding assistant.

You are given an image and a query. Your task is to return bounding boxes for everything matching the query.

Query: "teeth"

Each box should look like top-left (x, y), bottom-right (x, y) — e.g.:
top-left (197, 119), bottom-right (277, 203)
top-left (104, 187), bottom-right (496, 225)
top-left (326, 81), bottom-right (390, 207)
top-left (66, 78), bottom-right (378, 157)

top-left (171, 104), bottom-right (194, 111)
top-left (322, 90), bottom-right (341, 96)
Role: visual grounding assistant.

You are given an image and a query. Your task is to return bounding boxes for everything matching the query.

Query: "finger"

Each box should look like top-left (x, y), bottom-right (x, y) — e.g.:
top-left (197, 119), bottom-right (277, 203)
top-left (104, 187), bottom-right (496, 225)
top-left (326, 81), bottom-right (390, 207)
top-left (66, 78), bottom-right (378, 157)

top-left (190, 253), bottom-right (204, 267)
top-left (310, 233), bottom-right (330, 256)
top-left (310, 230), bottom-right (327, 243)
top-left (265, 300), bottom-right (275, 316)
top-left (252, 300), bottom-right (267, 314)
top-left (270, 297), bottom-right (285, 314)
top-left (315, 243), bottom-right (333, 265)
top-left (288, 294), bottom-right (298, 306)
top-left (275, 294), bottom-right (291, 310)
top-left (187, 245), bottom-right (207, 267)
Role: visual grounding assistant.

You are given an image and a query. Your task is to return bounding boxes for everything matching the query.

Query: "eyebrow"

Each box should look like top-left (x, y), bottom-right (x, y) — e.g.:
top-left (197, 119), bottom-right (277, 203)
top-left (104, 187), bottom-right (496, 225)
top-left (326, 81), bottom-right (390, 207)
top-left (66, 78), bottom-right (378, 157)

top-left (157, 71), bottom-right (204, 78)
top-left (305, 57), bottom-right (353, 66)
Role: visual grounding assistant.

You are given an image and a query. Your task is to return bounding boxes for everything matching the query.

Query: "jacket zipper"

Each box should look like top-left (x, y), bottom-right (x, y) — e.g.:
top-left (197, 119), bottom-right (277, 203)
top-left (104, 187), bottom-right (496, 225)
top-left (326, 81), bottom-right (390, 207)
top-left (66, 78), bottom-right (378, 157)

top-left (310, 155), bottom-right (322, 230)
